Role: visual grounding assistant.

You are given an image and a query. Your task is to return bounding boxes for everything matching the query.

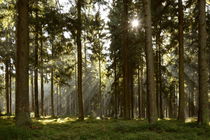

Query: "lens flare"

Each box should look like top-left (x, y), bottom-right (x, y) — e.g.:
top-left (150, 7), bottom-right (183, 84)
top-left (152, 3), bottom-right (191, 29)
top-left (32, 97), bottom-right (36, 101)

top-left (131, 19), bottom-right (139, 28)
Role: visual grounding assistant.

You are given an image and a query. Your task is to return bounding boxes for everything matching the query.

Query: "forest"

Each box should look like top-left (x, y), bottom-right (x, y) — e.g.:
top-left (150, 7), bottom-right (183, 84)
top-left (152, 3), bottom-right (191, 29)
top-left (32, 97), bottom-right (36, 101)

top-left (0, 0), bottom-right (210, 139)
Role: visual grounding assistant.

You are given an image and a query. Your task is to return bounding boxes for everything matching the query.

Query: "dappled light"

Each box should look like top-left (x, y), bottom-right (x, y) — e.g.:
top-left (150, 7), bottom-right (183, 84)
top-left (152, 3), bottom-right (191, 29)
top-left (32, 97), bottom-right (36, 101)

top-left (0, 0), bottom-right (210, 139)
top-left (1, 117), bottom-right (210, 139)
top-left (36, 117), bottom-right (77, 124)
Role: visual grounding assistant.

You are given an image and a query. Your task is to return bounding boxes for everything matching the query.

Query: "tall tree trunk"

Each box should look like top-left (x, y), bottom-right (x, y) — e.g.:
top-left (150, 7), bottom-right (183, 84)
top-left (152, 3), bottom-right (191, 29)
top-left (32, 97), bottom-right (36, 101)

top-left (9, 63), bottom-right (12, 115)
top-left (178, 0), bottom-right (185, 122)
top-left (51, 66), bottom-right (55, 117)
top-left (16, 0), bottom-right (30, 126)
top-left (56, 85), bottom-right (59, 116)
top-left (122, 0), bottom-right (130, 119)
top-left (99, 55), bottom-right (102, 117)
top-left (198, 0), bottom-right (209, 125)
top-left (34, 1), bottom-right (39, 118)
top-left (50, 68), bottom-right (55, 117)
top-left (143, 0), bottom-right (157, 123)
top-left (40, 27), bottom-right (44, 116)
top-left (138, 68), bottom-right (141, 118)
top-left (5, 60), bottom-right (9, 115)
top-left (114, 55), bottom-right (118, 118)
top-left (158, 42), bottom-right (164, 119)
top-left (59, 86), bottom-right (62, 115)
top-left (31, 72), bottom-right (34, 112)
top-left (76, 0), bottom-right (84, 120)
top-left (74, 63), bottom-right (77, 116)
top-left (155, 52), bottom-right (160, 118)
top-left (130, 69), bottom-right (134, 119)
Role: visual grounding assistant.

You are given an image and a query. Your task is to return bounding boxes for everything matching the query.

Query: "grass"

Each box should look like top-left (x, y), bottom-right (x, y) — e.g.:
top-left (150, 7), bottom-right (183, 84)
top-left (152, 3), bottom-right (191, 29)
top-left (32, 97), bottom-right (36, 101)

top-left (0, 117), bottom-right (210, 140)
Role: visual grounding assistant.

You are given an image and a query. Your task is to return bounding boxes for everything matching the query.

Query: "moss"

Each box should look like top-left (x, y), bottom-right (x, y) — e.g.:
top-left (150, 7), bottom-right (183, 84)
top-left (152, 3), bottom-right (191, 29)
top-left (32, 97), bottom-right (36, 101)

top-left (0, 117), bottom-right (210, 140)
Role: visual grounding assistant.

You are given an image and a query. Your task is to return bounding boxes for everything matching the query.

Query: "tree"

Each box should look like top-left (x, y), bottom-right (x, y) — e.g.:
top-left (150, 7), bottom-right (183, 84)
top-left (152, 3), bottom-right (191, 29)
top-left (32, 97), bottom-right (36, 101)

top-left (198, 0), bottom-right (209, 125)
top-left (15, 0), bottom-right (30, 126)
top-left (34, 0), bottom-right (39, 118)
top-left (143, 0), bottom-right (157, 123)
top-left (5, 59), bottom-right (9, 115)
top-left (178, 0), bottom-right (185, 121)
top-left (122, 0), bottom-right (130, 120)
top-left (40, 27), bottom-right (44, 116)
top-left (77, 0), bottom-right (84, 120)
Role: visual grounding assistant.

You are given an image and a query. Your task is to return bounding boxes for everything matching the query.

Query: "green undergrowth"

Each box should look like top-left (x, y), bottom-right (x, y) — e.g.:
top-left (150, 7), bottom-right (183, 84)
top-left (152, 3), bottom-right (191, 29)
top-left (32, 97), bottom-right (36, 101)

top-left (0, 117), bottom-right (210, 140)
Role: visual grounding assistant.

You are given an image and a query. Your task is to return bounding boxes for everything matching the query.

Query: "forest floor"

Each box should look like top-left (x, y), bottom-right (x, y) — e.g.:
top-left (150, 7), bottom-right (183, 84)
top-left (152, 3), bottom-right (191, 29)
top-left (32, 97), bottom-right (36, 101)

top-left (0, 116), bottom-right (210, 140)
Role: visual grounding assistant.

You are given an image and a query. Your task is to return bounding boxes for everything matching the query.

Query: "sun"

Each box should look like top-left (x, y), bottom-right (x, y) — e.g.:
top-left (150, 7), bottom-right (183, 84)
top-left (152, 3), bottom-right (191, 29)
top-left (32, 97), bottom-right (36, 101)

top-left (131, 19), bottom-right (139, 28)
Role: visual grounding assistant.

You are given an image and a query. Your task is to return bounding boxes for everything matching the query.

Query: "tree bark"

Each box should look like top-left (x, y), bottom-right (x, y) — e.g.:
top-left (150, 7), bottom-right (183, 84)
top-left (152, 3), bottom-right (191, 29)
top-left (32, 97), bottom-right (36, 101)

top-left (114, 55), bottom-right (118, 118)
top-left (122, 0), bottom-right (130, 120)
top-left (76, 0), bottom-right (84, 120)
top-left (34, 1), bottom-right (39, 118)
top-left (5, 60), bottom-right (10, 115)
top-left (198, 0), bottom-right (209, 125)
top-left (40, 27), bottom-right (44, 116)
top-left (9, 63), bottom-right (12, 115)
top-left (130, 69), bottom-right (134, 119)
top-left (15, 0), bottom-right (30, 126)
top-left (99, 54), bottom-right (102, 117)
top-left (178, 0), bottom-right (185, 122)
top-left (143, 0), bottom-right (157, 123)
top-left (138, 68), bottom-right (141, 118)
top-left (31, 71), bottom-right (34, 112)
top-left (51, 65), bottom-right (55, 117)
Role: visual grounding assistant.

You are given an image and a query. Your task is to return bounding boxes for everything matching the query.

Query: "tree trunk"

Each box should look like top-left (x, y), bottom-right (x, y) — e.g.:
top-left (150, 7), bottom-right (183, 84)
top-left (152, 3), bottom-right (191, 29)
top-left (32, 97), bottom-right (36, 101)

top-left (99, 55), bottom-right (102, 117)
top-left (138, 68), bottom-right (141, 118)
top-left (143, 0), bottom-right (157, 123)
top-left (51, 67), bottom-right (55, 117)
top-left (5, 60), bottom-right (10, 115)
top-left (34, 1), bottom-right (39, 118)
top-left (9, 63), bottom-right (12, 115)
top-left (40, 26), bottom-right (44, 116)
top-left (114, 55), bottom-right (118, 118)
top-left (31, 71), bottom-right (34, 112)
top-left (76, 0), bottom-right (84, 120)
top-left (130, 69), bottom-right (134, 119)
top-left (122, 0), bottom-right (130, 120)
top-left (178, 0), bottom-right (185, 122)
top-left (50, 40), bottom-right (55, 117)
top-left (198, 0), bottom-right (209, 125)
top-left (15, 0), bottom-right (30, 126)
top-left (56, 85), bottom-right (59, 116)
top-left (59, 86), bottom-right (62, 115)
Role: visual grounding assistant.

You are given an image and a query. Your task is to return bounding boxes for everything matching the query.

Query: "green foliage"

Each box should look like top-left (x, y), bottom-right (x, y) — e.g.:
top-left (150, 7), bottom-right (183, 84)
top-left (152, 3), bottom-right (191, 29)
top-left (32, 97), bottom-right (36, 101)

top-left (0, 118), bottom-right (32, 139)
top-left (1, 117), bottom-right (210, 140)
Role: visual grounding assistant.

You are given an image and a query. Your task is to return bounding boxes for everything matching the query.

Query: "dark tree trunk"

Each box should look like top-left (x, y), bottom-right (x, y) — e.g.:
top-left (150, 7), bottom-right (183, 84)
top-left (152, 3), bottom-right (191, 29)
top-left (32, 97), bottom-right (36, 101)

top-left (143, 0), bottom-right (157, 123)
top-left (31, 72), bottom-right (34, 112)
top-left (9, 63), bottom-right (12, 114)
top-left (198, 0), bottom-right (209, 125)
top-left (59, 86), bottom-right (62, 115)
top-left (34, 2), bottom-right (39, 118)
top-left (114, 55), bottom-right (118, 118)
top-left (99, 53), bottom-right (102, 117)
top-left (50, 40), bottom-right (55, 117)
top-left (130, 70), bottom-right (134, 119)
top-left (15, 0), bottom-right (30, 126)
top-left (155, 32), bottom-right (164, 119)
top-left (56, 85), bottom-right (59, 116)
top-left (76, 0), bottom-right (84, 120)
top-left (40, 27), bottom-right (44, 116)
top-left (122, 0), bottom-right (130, 119)
top-left (169, 83), bottom-right (176, 118)
top-left (51, 67), bottom-right (55, 117)
top-left (178, 0), bottom-right (185, 122)
top-left (5, 60), bottom-right (10, 115)
top-left (137, 68), bottom-right (141, 118)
